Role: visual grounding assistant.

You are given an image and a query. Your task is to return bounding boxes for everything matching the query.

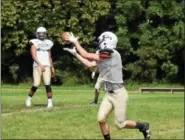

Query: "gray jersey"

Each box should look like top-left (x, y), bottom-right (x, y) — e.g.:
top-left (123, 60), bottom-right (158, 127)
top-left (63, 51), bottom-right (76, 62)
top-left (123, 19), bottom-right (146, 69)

top-left (97, 50), bottom-right (123, 91)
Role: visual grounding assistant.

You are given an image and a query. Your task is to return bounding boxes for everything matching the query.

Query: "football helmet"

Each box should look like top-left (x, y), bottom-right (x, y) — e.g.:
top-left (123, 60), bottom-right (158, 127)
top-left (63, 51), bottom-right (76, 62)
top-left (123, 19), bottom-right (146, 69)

top-left (36, 27), bottom-right (47, 40)
top-left (97, 31), bottom-right (118, 50)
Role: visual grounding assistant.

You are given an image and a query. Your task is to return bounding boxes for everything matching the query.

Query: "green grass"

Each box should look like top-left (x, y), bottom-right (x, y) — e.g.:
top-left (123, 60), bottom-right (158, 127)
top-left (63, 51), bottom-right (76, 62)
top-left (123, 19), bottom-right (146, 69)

top-left (2, 81), bottom-right (184, 90)
top-left (1, 86), bottom-right (184, 139)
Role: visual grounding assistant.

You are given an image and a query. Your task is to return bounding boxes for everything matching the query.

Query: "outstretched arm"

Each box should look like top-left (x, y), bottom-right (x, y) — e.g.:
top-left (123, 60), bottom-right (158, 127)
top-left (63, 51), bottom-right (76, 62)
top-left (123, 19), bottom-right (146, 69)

top-left (76, 53), bottom-right (97, 68)
top-left (74, 41), bottom-right (98, 59)
top-left (65, 33), bottom-right (101, 61)
top-left (64, 47), bottom-right (97, 68)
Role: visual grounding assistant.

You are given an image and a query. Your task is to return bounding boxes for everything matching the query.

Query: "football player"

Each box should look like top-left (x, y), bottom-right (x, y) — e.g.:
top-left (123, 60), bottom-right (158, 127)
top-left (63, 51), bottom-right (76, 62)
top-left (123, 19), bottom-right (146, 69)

top-left (64, 32), bottom-right (151, 140)
top-left (25, 27), bottom-right (54, 108)
top-left (90, 68), bottom-right (105, 105)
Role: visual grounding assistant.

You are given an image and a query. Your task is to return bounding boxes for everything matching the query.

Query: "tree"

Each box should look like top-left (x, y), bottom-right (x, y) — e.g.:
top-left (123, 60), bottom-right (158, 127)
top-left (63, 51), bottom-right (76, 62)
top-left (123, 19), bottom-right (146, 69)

top-left (1, 0), bottom-right (111, 84)
top-left (2, 0), bottom-right (184, 84)
top-left (115, 0), bottom-right (185, 82)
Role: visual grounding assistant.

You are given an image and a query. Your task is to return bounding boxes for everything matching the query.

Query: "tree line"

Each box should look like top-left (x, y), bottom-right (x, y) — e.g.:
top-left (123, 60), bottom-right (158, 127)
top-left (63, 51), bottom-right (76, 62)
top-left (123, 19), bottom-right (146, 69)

top-left (2, 0), bottom-right (185, 85)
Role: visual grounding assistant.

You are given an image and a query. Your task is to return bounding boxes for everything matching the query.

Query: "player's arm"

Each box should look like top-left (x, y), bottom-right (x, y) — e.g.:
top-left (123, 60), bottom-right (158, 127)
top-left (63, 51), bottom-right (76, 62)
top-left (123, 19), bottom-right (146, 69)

top-left (64, 47), bottom-right (97, 68)
top-left (31, 45), bottom-right (45, 71)
top-left (65, 33), bottom-right (101, 61)
top-left (49, 50), bottom-right (55, 77)
top-left (74, 41), bottom-right (101, 61)
top-left (76, 53), bottom-right (97, 68)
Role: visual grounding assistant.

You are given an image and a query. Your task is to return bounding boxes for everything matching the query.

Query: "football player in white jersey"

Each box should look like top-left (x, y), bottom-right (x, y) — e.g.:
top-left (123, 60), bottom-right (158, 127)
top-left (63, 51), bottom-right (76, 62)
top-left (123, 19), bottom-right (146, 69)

top-left (63, 32), bottom-right (151, 140)
top-left (25, 27), bottom-right (55, 108)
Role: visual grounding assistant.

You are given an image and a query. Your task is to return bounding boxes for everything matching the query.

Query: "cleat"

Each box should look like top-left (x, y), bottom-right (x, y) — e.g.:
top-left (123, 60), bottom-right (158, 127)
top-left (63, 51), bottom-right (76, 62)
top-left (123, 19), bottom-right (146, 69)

top-left (26, 98), bottom-right (31, 107)
top-left (90, 101), bottom-right (98, 105)
top-left (140, 123), bottom-right (151, 140)
top-left (47, 102), bottom-right (53, 108)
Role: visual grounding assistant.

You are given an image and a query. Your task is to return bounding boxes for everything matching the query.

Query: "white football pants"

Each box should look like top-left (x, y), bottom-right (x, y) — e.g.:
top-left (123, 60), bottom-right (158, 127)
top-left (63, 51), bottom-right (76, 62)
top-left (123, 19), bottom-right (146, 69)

top-left (33, 66), bottom-right (51, 87)
top-left (97, 87), bottom-right (129, 129)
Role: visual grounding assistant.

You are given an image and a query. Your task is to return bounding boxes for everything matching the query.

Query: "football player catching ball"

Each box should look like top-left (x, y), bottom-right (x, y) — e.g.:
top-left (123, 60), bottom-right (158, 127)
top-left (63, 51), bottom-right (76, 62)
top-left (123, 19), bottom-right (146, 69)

top-left (63, 31), bottom-right (151, 140)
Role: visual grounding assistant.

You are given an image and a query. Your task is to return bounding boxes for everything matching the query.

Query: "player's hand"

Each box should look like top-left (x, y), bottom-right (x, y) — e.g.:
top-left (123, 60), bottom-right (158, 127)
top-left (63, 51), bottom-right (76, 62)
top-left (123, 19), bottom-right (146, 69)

top-left (91, 71), bottom-right (96, 79)
top-left (51, 67), bottom-right (55, 77)
top-left (63, 47), bottom-right (77, 56)
top-left (66, 32), bottom-right (78, 43)
top-left (39, 64), bottom-right (45, 72)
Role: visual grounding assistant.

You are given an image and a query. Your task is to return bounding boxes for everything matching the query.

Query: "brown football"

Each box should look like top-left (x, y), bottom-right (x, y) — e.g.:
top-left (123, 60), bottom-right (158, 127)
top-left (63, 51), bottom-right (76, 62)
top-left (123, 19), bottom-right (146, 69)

top-left (61, 32), bottom-right (70, 41)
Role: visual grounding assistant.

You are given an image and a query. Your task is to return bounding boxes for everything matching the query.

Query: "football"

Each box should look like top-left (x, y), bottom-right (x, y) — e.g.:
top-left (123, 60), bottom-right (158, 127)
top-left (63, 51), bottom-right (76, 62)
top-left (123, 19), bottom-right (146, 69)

top-left (61, 32), bottom-right (70, 42)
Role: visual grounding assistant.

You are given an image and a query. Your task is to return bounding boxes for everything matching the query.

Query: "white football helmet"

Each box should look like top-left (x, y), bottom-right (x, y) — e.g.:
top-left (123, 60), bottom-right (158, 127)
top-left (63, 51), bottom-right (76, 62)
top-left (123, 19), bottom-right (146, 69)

top-left (98, 31), bottom-right (118, 50)
top-left (36, 27), bottom-right (47, 40)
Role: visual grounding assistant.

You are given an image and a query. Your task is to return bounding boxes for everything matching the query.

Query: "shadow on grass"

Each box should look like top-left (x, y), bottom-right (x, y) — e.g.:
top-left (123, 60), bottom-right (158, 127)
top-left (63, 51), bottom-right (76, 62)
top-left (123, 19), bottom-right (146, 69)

top-left (33, 104), bottom-right (46, 107)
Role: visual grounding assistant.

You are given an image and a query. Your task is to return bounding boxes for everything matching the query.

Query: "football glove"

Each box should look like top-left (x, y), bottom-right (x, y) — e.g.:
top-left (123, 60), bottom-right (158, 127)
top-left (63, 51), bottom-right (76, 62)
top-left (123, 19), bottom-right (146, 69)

top-left (66, 32), bottom-right (78, 43)
top-left (63, 47), bottom-right (77, 56)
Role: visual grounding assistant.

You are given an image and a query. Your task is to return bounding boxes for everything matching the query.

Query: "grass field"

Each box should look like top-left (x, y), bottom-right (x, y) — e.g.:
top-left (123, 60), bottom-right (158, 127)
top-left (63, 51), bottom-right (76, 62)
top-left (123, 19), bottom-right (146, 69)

top-left (1, 86), bottom-right (184, 139)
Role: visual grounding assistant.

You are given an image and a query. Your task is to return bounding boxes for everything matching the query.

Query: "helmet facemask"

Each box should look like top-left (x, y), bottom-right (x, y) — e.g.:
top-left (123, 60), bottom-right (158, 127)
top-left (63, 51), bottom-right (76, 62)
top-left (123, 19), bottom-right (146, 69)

top-left (36, 27), bottom-right (47, 40)
top-left (36, 32), bottom-right (47, 40)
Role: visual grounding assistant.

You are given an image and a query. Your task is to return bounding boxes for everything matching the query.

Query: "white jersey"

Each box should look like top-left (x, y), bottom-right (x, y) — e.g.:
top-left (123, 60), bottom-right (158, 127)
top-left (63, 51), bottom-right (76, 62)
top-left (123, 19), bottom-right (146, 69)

top-left (97, 49), bottom-right (123, 83)
top-left (29, 39), bottom-right (53, 67)
top-left (97, 49), bottom-right (124, 91)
